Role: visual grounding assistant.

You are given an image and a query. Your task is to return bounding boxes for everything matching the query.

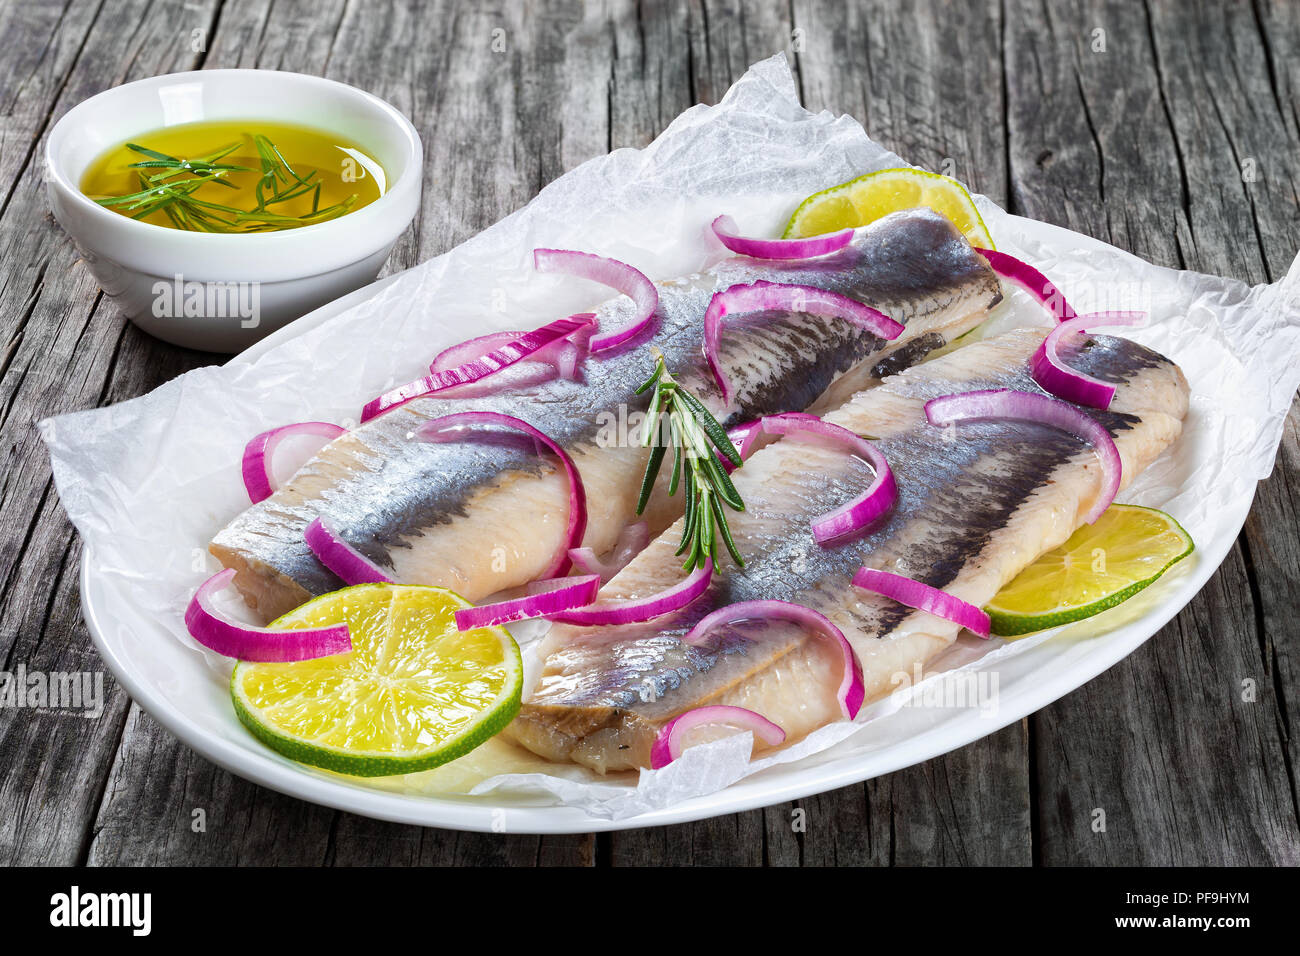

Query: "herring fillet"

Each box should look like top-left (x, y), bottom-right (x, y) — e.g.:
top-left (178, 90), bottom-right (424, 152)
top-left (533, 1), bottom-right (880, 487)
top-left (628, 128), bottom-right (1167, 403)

top-left (211, 208), bottom-right (1002, 621)
top-left (505, 328), bottom-right (1190, 772)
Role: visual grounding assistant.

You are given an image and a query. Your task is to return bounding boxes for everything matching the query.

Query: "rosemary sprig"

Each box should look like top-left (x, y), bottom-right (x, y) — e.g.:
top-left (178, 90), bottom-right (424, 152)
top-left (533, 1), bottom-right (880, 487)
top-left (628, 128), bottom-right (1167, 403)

top-left (92, 135), bottom-right (356, 233)
top-left (635, 356), bottom-right (746, 571)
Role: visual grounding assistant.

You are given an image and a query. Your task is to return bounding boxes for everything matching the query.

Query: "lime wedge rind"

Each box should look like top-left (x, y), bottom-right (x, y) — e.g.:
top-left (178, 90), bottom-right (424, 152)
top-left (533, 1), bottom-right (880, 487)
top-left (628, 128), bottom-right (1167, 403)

top-left (231, 676), bottom-right (521, 777)
top-left (231, 583), bottom-right (523, 778)
top-left (985, 505), bottom-right (1195, 638)
top-left (781, 166), bottom-right (996, 250)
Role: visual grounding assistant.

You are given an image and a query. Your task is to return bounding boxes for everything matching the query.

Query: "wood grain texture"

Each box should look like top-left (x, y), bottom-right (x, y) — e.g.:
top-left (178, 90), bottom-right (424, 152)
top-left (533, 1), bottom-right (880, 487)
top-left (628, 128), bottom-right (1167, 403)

top-left (0, 0), bottom-right (222, 866)
top-left (1004, 0), bottom-right (1300, 864)
top-left (609, 0), bottom-right (1033, 868)
top-left (83, 0), bottom-right (597, 868)
top-left (0, 0), bottom-right (1295, 866)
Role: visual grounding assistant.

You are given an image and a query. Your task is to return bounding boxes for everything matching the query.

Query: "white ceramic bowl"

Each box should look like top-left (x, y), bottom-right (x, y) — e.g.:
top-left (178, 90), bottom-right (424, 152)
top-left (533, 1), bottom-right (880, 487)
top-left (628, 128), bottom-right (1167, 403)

top-left (45, 70), bottom-right (422, 353)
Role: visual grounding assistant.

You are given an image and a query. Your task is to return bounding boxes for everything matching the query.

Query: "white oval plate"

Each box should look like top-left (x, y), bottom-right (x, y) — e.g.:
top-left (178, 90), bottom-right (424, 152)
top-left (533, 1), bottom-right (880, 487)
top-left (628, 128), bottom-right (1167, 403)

top-left (76, 272), bottom-right (1245, 833)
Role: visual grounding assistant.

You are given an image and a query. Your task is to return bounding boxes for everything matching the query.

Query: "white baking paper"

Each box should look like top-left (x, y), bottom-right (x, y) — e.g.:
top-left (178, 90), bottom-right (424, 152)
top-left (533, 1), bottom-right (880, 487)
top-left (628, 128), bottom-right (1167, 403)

top-left (43, 55), bottom-right (1300, 822)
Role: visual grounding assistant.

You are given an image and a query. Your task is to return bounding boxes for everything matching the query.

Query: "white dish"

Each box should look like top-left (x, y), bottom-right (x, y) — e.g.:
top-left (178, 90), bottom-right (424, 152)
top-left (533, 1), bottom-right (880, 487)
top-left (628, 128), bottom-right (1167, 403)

top-left (60, 55), bottom-right (1296, 833)
top-left (75, 276), bottom-right (1248, 833)
top-left (45, 69), bottom-right (422, 353)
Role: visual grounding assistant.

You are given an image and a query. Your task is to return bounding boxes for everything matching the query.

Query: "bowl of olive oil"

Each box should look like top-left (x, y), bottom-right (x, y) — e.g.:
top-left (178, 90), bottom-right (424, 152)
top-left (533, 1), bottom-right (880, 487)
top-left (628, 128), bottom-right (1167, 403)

top-left (45, 71), bottom-right (421, 353)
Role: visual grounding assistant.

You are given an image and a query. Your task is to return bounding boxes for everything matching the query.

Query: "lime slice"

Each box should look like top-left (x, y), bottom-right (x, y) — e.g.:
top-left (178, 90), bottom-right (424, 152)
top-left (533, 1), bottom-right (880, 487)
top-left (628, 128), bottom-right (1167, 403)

top-left (985, 505), bottom-right (1194, 637)
top-left (783, 167), bottom-right (995, 249)
top-left (231, 583), bottom-right (522, 776)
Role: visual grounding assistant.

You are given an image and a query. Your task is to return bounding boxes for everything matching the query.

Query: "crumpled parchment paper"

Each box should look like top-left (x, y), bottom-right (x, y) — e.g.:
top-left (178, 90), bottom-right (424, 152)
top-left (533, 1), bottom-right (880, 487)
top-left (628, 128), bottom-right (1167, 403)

top-left (43, 55), bottom-right (1300, 822)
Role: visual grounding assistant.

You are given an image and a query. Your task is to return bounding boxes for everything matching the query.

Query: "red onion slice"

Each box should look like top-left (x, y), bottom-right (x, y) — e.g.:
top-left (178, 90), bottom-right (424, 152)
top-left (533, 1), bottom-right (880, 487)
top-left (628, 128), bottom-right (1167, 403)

top-left (567, 521), bottom-right (651, 582)
top-left (1030, 312), bottom-right (1145, 409)
top-left (554, 342), bottom-right (581, 379)
top-left (720, 412), bottom-right (820, 473)
top-left (184, 568), bottom-right (352, 662)
top-left (756, 413), bottom-right (897, 543)
top-left (650, 705), bottom-right (786, 770)
top-left (242, 421), bottom-right (346, 503)
top-left (710, 214), bottom-right (854, 260)
top-left (429, 313), bottom-right (595, 380)
top-left (362, 314), bottom-right (593, 422)
top-left (533, 249), bottom-right (659, 353)
top-left (304, 517), bottom-right (393, 585)
top-left (684, 600), bottom-right (866, 718)
top-left (704, 281), bottom-right (904, 403)
top-left (364, 368), bottom-right (553, 423)
top-left (361, 377), bottom-right (440, 423)
top-left (430, 332), bottom-right (527, 372)
top-left (548, 558), bottom-right (713, 626)
top-left (535, 318), bottom-right (597, 381)
top-left (454, 574), bottom-right (601, 630)
top-left (725, 420), bottom-right (762, 467)
top-left (551, 320), bottom-right (597, 380)
top-left (852, 567), bottom-right (991, 639)
top-left (925, 388), bottom-right (1121, 524)
top-left (415, 411), bottom-right (587, 577)
top-left (975, 247), bottom-right (1077, 322)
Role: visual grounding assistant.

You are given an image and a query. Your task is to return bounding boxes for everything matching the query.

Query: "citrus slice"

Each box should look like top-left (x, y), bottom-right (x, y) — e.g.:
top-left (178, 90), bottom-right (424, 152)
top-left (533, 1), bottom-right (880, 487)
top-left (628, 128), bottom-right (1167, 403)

top-left (231, 583), bottom-right (522, 776)
top-left (985, 504), bottom-right (1194, 637)
top-left (782, 167), bottom-right (995, 249)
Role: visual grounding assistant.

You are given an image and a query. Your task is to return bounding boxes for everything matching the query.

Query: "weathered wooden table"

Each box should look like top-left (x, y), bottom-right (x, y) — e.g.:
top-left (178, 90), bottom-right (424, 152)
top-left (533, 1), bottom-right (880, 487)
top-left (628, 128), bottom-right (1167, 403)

top-left (1, 0), bottom-right (1296, 866)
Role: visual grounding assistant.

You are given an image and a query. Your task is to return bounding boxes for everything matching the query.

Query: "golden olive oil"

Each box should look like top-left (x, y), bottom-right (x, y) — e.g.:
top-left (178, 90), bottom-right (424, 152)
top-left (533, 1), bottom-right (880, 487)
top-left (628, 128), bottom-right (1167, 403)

top-left (80, 120), bottom-right (386, 232)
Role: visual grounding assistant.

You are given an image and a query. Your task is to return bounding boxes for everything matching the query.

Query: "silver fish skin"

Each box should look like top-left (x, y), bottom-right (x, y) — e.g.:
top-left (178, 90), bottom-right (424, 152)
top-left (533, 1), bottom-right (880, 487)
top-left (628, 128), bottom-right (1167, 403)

top-left (506, 329), bottom-right (1190, 772)
top-left (211, 208), bottom-right (1002, 621)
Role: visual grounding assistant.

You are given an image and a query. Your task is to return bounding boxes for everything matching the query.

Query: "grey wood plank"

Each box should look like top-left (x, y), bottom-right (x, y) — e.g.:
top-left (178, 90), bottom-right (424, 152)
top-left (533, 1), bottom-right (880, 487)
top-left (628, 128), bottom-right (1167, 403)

top-left (1240, 407), bottom-right (1300, 845)
top-left (200, 0), bottom-right (350, 73)
top-left (1255, 0), bottom-right (1300, 148)
top-left (608, 0), bottom-right (693, 151)
top-left (328, 812), bottom-right (595, 866)
top-left (1197, 0), bottom-right (1300, 861)
top-left (1032, 550), bottom-right (1299, 864)
top-left (1005, 0), bottom-right (1300, 863)
top-left (324, 3), bottom-right (605, 864)
top-left (0, 0), bottom-right (102, 217)
top-left (683, 0), bottom-right (802, 107)
top-left (0, 0), bottom-right (225, 866)
top-left (796, 0), bottom-right (1010, 206)
top-left (1004, 0), bottom-right (1188, 267)
top-left (87, 707), bottom-right (337, 866)
top-left (79, 0), bottom-right (408, 866)
top-left (604, 0), bottom-right (792, 867)
top-left (611, 806), bottom-right (768, 866)
top-left (613, 726), bottom-right (1028, 866)
top-left (611, 0), bottom-right (1032, 867)
top-left (761, 725), bottom-right (1031, 866)
top-left (1143, 0), bottom-right (1300, 283)
top-left (83, 0), bottom-right (612, 867)
top-left (9, 0), bottom-right (1298, 867)
top-left (1139, 0), bottom-right (1300, 850)
top-left (1186, 0), bottom-right (1300, 860)
top-left (785, 0), bottom-right (1029, 866)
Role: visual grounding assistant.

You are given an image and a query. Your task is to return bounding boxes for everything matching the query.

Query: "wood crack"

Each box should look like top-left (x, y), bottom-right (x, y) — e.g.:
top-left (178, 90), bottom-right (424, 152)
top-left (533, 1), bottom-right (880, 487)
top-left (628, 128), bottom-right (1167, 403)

top-left (1, 0), bottom-right (1296, 867)
top-left (1139, 0), bottom-right (1192, 229)
top-left (0, 0), bottom-right (109, 224)
top-left (193, 0), bottom-right (228, 70)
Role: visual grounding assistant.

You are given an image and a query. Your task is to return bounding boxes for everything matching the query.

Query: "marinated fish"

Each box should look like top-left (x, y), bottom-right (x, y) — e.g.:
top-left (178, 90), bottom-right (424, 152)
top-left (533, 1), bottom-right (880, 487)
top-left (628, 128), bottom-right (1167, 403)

top-left (212, 209), bottom-right (1003, 620)
top-left (506, 329), bottom-right (1190, 772)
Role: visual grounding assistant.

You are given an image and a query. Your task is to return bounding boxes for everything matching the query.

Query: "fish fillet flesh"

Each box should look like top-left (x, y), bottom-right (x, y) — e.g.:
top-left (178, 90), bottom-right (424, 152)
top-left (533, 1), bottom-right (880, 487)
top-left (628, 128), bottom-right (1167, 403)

top-left (505, 328), bottom-right (1190, 772)
top-left (211, 209), bottom-right (1003, 621)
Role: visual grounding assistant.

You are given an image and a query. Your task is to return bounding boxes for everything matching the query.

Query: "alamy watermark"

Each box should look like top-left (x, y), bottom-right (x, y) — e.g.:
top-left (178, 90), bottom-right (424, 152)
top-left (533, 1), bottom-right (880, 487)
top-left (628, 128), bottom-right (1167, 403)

top-left (890, 662), bottom-right (1000, 718)
top-left (152, 273), bottom-right (261, 328)
top-left (0, 663), bottom-right (104, 717)
top-left (50, 886), bottom-right (150, 936)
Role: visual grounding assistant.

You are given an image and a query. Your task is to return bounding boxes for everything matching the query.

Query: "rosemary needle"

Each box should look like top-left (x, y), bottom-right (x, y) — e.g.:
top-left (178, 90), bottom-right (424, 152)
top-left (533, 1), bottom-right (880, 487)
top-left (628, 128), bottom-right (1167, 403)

top-left (635, 356), bottom-right (745, 571)
top-left (93, 135), bottom-right (359, 233)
